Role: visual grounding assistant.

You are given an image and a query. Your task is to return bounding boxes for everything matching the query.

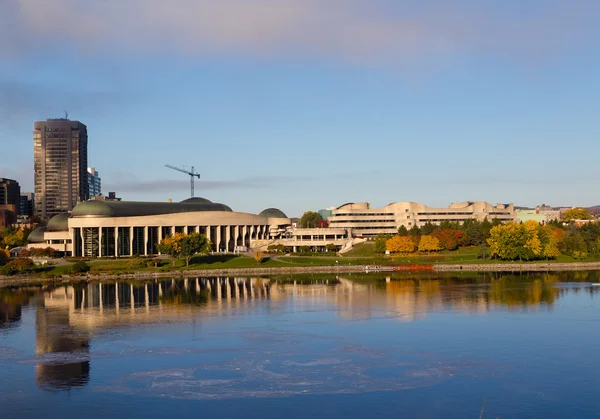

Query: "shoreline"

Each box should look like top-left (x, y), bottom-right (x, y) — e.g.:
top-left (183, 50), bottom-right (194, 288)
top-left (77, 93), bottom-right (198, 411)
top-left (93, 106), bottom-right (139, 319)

top-left (2, 261), bottom-right (600, 288)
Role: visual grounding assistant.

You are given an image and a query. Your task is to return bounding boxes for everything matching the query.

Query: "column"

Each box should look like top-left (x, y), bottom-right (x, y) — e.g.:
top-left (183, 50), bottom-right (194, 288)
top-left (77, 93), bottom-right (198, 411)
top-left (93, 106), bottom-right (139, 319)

top-left (158, 226), bottom-right (163, 254)
top-left (234, 226), bottom-right (239, 251)
top-left (114, 227), bottom-right (119, 258)
top-left (216, 226), bottom-right (221, 252)
top-left (241, 226), bottom-right (247, 248)
top-left (184, 226), bottom-right (189, 234)
top-left (225, 226), bottom-right (231, 253)
top-left (206, 226), bottom-right (212, 248)
top-left (98, 227), bottom-right (103, 258)
top-left (144, 226), bottom-right (148, 256)
top-left (129, 226), bottom-right (134, 256)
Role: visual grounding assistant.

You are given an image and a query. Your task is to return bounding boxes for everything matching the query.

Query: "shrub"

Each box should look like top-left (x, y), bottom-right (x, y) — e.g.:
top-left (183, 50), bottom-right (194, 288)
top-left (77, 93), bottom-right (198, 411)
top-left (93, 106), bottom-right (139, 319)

top-left (70, 260), bottom-right (90, 273)
top-left (6, 258), bottom-right (35, 272)
top-left (129, 257), bottom-right (150, 269)
top-left (0, 265), bottom-right (16, 276)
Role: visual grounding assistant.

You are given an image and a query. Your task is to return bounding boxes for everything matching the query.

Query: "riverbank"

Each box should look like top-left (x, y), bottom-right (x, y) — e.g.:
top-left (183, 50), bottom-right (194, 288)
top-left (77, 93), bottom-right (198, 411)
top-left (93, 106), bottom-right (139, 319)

top-left (2, 261), bottom-right (600, 287)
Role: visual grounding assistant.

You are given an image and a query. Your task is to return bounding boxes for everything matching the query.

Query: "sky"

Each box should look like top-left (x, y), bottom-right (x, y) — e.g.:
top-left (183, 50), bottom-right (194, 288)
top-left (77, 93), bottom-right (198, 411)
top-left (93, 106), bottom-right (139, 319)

top-left (1, 0), bottom-right (599, 217)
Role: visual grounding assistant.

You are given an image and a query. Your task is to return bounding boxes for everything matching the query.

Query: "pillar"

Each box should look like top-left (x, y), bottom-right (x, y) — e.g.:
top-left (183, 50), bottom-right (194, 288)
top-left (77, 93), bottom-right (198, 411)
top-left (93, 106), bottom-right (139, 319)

top-left (144, 226), bottom-right (149, 256)
top-left (225, 226), bottom-right (231, 253)
top-left (216, 226), bottom-right (221, 252)
top-left (114, 227), bottom-right (119, 258)
top-left (241, 226), bottom-right (247, 248)
top-left (129, 226), bottom-right (134, 256)
top-left (158, 226), bottom-right (163, 254)
top-left (206, 226), bottom-right (212, 249)
top-left (98, 227), bottom-right (103, 258)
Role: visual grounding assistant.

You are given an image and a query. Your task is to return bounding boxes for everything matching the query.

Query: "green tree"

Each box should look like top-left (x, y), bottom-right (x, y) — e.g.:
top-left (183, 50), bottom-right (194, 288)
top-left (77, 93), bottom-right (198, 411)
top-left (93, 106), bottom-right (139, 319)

top-left (397, 225), bottom-right (409, 236)
top-left (299, 211), bottom-right (323, 228)
top-left (561, 208), bottom-right (592, 222)
top-left (408, 225), bottom-right (421, 236)
top-left (420, 222), bottom-right (437, 235)
top-left (374, 234), bottom-right (391, 254)
top-left (325, 243), bottom-right (337, 253)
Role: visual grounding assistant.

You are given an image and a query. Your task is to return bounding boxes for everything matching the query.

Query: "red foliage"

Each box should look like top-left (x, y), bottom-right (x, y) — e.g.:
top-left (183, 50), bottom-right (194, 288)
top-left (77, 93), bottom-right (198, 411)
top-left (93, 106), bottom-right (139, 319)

top-left (317, 219), bottom-right (329, 228)
top-left (433, 229), bottom-right (463, 251)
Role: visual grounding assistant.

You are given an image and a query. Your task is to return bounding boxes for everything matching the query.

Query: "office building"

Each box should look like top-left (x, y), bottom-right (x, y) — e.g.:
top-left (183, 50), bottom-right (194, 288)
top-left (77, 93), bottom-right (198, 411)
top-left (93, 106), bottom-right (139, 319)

top-left (20, 192), bottom-right (35, 218)
top-left (34, 119), bottom-right (89, 220)
top-left (328, 201), bottom-right (515, 237)
top-left (0, 177), bottom-right (20, 226)
top-left (87, 167), bottom-right (101, 197)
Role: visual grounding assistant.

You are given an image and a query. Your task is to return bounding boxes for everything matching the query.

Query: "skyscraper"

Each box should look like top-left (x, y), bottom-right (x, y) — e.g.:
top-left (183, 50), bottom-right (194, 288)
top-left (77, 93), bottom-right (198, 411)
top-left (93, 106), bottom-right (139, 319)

top-left (0, 177), bottom-right (20, 227)
top-left (34, 119), bottom-right (89, 220)
top-left (87, 167), bottom-right (102, 197)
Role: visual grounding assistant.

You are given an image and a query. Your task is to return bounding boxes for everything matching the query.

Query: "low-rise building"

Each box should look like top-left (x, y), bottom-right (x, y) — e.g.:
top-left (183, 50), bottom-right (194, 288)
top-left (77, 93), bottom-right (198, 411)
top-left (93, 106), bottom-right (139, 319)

top-left (329, 201), bottom-right (515, 237)
top-left (27, 197), bottom-right (292, 257)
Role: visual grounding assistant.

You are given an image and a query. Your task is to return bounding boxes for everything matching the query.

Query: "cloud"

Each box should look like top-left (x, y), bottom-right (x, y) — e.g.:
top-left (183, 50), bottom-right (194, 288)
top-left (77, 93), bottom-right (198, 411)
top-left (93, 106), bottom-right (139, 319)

top-left (2, 0), bottom-right (599, 67)
top-left (104, 175), bottom-right (311, 193)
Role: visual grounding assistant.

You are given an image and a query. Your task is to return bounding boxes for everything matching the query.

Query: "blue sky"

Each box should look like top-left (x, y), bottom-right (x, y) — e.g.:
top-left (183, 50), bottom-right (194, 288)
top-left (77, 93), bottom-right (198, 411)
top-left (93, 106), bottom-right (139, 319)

top-left (1, 0), bottom-right (599, 216)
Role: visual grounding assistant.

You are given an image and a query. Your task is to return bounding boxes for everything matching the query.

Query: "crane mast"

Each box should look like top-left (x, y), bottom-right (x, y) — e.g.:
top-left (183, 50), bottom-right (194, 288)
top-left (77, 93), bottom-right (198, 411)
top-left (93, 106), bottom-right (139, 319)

top-left (165, 164), bottom-right (201, 198)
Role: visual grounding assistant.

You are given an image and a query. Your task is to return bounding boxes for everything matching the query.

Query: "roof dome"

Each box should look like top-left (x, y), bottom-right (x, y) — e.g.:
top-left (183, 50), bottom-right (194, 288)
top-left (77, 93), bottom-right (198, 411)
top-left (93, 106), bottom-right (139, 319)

top-left (259, 208), bottom-right (288, 219)
top-left (47, 213), bottom-right (70, 231)
top-left (72, 201), bottom-right (116, 218)
top-left (27, 227), bottom-right (47, 244)
top-left (180, 197), bottom-right (212, 204)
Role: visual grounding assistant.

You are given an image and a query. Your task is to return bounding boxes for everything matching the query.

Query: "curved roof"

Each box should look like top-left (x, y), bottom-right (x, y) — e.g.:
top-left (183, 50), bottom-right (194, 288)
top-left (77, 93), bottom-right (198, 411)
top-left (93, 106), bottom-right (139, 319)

top-left (47, 213), bottom-right (70, 231)
top-left (28, 227), bottom-right (47, 243)
top-left (259, 208), bottom-right (288, 218)
top-left (71, 200), bottom-right (233, 218)
top-left (180, 197), bottom-right (212, 204)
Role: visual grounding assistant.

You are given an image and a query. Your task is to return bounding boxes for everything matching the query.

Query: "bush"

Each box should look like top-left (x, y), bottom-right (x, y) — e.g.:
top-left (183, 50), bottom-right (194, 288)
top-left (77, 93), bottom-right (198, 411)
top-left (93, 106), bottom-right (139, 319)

top-left (6, 258), bottom-right (35, 272)
top-left (70, 260), bottom-right (90, 273)
top-left (129, 257), bottom-right (150, 269)
top-left (0, 265), bottom-right (16, 276)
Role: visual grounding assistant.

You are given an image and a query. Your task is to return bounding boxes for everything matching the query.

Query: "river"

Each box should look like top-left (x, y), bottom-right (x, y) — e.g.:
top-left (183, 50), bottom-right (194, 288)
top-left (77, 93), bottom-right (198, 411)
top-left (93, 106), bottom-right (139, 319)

top-left (1, 271), bottom-right (599, 418)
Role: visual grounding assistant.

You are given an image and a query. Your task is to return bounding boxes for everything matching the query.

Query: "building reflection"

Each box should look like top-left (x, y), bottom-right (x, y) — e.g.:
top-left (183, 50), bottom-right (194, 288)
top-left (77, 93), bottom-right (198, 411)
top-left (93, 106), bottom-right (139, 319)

top-left (1, 272), bottom-right (599, 392)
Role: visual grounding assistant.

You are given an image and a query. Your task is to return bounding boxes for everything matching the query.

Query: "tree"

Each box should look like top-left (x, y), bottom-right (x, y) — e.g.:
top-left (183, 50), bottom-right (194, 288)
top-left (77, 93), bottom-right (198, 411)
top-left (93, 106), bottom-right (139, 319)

top-left (408, 225), bottom-right (421, 236)
top-left (299, 211), bottom-right (323, 228)
top-left (1, 229), bottom-right (25, 249)
top-left (325, 243), bottom-right (337, 253)
top-left (561, 208), bottom-right (592, 222)
top-left (386, 236), bottom-right (416, 254)
top-left (158, 232), bottom-right (211, 267)
top-left (254, 252), bottom-right (265, 265)
top-left (397, 225), bottom-right (409, 236)
top-left (418, 235), bottom-right (440, 253)
top-left (433, 229), bottom-right (462, 251)
top-left (0, 248), bottom-right (8, 266)
top-left (420, 222), bottom-right (437, 235)
top-left (374, 234), bottom-right (391, 254)
top-left (487, 222), bottom-right (543, 261)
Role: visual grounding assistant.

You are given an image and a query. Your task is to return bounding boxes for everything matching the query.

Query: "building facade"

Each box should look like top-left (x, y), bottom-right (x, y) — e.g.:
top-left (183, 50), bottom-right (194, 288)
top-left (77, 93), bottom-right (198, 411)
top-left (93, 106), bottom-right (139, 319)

top-left (87, 167), bottom-right (101, 197)
top-left (20, 192), bottom-right (35, 218)
top-left (34, 119), bottom-right (89, 220)
top-left (329, 201), bottom-right (515, 237)
top-left (27, 197), bottom-right (292, 257)
top-left (0, 178), bottom-right (20, 226)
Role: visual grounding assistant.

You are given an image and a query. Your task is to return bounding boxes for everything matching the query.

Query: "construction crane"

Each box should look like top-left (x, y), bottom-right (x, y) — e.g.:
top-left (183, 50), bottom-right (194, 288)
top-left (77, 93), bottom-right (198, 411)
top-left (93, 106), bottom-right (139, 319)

top-left (165, 164), bottom-right (201, 198)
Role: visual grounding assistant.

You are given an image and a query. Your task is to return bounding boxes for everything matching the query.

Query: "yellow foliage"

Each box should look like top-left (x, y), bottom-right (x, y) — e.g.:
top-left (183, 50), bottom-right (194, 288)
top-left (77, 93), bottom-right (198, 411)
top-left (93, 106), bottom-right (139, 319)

top-left (418, 235), bottom-right (440, 253)
top-left (386, 236), bottom-right (416, 254)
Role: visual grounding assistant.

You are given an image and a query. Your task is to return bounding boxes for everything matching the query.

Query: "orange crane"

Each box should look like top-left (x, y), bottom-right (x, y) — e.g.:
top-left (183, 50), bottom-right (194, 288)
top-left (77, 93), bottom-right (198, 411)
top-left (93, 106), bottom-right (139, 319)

top-left (165, 164), bottom-right (201, 198)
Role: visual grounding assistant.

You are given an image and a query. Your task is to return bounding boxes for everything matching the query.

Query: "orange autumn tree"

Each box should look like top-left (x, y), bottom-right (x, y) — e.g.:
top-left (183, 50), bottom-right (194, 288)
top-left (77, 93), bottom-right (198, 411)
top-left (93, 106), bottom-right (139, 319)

top-left (386, 236), bottom-right (416, 254)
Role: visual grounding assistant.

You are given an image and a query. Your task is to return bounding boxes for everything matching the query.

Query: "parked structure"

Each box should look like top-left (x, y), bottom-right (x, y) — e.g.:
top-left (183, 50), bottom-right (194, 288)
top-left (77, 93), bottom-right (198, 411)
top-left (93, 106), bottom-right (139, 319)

top-left (27, 197), bottom-right (291, 257)
top-left (328, 201), bottom-right (515, 237)
top-left (34, 119), bottom-right (88, 220)
top-left (0, 177), bottom-right (20, 226)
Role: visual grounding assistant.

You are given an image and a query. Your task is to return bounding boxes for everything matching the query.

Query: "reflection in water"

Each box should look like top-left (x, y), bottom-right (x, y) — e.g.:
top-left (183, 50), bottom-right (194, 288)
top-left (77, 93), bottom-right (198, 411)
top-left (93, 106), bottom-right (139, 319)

top-left (0, 271), bottom-right (599, 394)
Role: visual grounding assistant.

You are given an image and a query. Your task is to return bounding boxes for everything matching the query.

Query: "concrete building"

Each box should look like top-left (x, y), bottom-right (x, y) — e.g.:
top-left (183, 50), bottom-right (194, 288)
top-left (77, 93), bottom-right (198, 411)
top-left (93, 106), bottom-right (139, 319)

top-left (27, 197), bottom-right (291, 257)
top-left (20, 192), bottom-right (35, 218)
top-left (34, 119), bottom-right (88, 220)
top-left (87, 168), bottom-right (101, 197)
top-left (329, 201), bottom-right (515, 237)
top-left (0, 178), bottom-right (20, 226)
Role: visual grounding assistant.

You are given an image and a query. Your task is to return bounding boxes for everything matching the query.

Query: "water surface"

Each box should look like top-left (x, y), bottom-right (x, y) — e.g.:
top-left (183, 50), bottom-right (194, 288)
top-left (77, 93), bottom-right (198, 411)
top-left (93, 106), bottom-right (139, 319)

top-left (1, 271), bottom-right (599, 418)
